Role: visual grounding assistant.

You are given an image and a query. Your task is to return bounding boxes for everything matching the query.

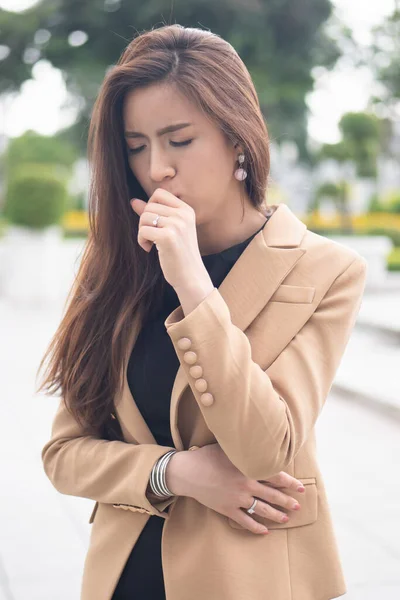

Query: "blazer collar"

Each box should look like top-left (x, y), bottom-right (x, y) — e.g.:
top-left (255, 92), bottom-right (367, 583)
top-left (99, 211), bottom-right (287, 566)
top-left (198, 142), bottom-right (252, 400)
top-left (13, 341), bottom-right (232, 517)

top-left (115, 203), bottom-right (307, 447)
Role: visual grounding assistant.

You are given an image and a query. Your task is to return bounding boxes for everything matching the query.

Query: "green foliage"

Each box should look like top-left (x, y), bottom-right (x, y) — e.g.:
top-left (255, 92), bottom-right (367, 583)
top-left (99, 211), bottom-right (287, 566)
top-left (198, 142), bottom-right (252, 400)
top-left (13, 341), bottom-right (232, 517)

top-left (317, 112), bottom-right (383, 178)
top-left (388, 247), bottom-right (400, 271)
top-left (311, 180), bottom-right (353, 232)
top-left (315, 181), bottom-right (341, 199)
top-left (339, 113), bottom-right (381, 178)
top-left (368, 191), bottom-right (400, 214)
top-left (308, 182), bottom-right (340, 212)
top-left (318, 141), bottom-right (350, 163)
top-left (387, 194), bottom-right (400, 214)
top-left (368, 193), bottom-right (386, 213)
top-left (372, 9), bottom-right (400, 103)
top-left (70, 191), bottom-right (87, 210)
top-left (4, 130), bottom-right (78, 180)
top-left (339, 112), bottom-right (381, 141)
top-left (4, 169), bottom-right (68, 229)
top-left (0, 0), bottom-right (340, 160)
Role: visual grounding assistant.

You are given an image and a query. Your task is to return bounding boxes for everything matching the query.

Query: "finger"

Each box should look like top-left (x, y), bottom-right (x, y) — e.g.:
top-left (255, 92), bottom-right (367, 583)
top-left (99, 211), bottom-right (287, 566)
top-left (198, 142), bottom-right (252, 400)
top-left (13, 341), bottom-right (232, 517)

top-left (141, 202), bottom-right (177, 218)
top-left (232, 511), bottom-right (269, 535)
top-left (140, 211), bottom-right (169, 229)
top-left (140, 215), bottom-right (184, 237)
top-left (137, 223), bottom-right (159, 252)
top-left (254, 482), bottom-right (301, 512)
top-left (263, 472), bottom-right (305, 493)
top-left (137, 224), bottom-right (174, 249)
top-left (136, 213), bottom-right (166, 252)
top-left (130, 198), bottom-right (147, 216)
top-left (150, 188), bottom-right (183, 208)
top-left (250, 499), bottom-right (290, 524)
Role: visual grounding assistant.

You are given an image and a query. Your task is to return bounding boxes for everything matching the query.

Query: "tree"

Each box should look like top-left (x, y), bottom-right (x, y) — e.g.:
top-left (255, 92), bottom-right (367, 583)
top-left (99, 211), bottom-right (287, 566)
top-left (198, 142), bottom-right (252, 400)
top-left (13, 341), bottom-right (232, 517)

top-left (312, 181), bottom-right (352, 233)
top-left (4, 129), bottom-right (78, 179)
top-left (371, 6), bottom-right (400, 113)
top-left (314, 112), bottom-right (387, 228)
top-left (319, 112), bottom-right (383, 179)
top-left (0, 0), bottom-right (340, 159)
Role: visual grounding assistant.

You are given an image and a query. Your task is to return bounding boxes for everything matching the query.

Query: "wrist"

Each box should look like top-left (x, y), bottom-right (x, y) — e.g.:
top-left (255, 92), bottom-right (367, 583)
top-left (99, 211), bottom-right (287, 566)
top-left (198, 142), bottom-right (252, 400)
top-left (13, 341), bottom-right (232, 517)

top-left (165, 450), bottom-right (192, 498)
top-left (175, 279), bottom-right (215, 317)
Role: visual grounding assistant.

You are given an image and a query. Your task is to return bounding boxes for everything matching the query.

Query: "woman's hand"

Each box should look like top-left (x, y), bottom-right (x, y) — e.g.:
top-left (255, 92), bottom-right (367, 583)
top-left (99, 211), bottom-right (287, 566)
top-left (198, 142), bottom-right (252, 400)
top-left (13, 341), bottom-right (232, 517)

top-left (130, 189), bottom-right (211, 292)
top-left (166, 443), bottom-right (305, 535)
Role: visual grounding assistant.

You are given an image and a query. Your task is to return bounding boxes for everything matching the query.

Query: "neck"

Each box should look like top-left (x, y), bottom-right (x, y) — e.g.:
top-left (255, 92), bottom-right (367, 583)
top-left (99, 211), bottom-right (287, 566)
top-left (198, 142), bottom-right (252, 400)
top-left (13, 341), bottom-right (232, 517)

top-left (197, 198), bottom-right (269, 257)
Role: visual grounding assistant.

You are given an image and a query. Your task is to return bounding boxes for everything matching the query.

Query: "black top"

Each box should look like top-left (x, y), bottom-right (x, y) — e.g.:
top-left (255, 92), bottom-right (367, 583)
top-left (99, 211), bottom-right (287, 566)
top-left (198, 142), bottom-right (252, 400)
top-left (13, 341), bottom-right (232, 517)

top-left (111, 217), bottom-right (269, 600)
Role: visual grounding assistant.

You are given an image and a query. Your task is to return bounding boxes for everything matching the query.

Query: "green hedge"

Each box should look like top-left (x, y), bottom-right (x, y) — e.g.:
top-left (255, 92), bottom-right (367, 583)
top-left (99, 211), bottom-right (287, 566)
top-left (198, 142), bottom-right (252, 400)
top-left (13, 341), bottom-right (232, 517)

top-left (388, 248), bottom-right (400, 272)
top-left (4, 167), bottom-right (68, 229)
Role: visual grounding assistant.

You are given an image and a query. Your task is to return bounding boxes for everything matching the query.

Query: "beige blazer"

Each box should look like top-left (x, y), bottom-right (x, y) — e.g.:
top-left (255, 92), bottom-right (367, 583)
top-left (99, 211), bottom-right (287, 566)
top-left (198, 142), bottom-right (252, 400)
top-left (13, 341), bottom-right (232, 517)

top-left (42, 203), bottom-right (367, 600)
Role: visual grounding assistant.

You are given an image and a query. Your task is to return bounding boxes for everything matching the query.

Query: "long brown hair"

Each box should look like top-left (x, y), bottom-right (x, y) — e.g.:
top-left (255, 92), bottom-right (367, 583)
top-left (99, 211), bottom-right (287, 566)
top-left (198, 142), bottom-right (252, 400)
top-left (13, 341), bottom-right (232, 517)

top-left (36, 24), bottom-right (271, 437)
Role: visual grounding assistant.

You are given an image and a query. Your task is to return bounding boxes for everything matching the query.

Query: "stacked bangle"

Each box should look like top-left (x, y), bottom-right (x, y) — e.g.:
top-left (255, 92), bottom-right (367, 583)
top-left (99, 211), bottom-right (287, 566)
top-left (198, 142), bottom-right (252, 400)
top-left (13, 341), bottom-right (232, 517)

top-left (149, 450), bottom-right (178, 498)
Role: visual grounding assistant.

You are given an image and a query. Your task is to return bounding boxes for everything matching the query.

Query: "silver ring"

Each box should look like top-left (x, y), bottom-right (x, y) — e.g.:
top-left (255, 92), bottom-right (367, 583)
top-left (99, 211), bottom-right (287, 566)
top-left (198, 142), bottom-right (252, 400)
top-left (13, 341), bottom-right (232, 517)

top-left (152, 214), bottom-right (161, 227)
top-left (246, 498), bottom-right (258, 515)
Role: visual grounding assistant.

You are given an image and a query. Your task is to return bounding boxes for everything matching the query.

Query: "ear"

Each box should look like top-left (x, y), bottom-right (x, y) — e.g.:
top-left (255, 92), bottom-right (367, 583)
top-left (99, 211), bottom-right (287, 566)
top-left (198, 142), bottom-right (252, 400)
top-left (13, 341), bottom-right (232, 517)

top-left (234, 141), bottom-right (244, 154)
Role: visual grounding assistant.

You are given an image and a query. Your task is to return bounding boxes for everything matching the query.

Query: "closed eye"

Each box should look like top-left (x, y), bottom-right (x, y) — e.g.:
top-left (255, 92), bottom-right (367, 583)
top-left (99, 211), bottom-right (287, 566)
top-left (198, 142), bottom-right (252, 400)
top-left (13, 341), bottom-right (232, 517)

top-left (127, 139), bottom-right (194, 155)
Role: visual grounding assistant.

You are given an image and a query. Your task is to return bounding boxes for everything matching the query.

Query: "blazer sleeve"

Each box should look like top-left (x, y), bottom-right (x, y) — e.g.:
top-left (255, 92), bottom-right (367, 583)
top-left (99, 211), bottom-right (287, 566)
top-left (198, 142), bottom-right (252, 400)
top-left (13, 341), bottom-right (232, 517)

top-left (41, 397), bottom-right (177, 518)
top-left (164, 255), bottom-right (367, 481)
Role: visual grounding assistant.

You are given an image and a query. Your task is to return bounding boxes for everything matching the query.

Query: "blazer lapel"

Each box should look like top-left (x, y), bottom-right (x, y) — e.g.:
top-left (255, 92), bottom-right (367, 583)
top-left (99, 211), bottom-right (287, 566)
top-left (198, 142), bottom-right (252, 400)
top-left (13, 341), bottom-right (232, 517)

top-left (115, 203), bottom-right (307, 449)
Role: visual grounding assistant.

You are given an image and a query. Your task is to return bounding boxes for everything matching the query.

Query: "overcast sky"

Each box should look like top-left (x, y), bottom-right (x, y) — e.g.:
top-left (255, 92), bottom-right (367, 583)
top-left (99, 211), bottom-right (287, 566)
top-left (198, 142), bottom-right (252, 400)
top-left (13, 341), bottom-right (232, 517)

top-left (0, 0), bottom-right (396, 144)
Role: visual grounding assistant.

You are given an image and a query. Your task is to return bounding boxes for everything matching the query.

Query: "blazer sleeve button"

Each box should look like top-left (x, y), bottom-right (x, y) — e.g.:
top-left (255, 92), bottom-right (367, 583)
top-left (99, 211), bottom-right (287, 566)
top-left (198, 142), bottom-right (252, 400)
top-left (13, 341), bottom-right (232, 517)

top-left (177, 337), bottom-right (192, 350)
top-left (200, 392), bottom-right (214, 407)
top-left (183, 351), bottom-right (197, 364)
top-left (189, 365), bottom-right (203, 378)
top-left (194, 378), bottom-right (208, 392)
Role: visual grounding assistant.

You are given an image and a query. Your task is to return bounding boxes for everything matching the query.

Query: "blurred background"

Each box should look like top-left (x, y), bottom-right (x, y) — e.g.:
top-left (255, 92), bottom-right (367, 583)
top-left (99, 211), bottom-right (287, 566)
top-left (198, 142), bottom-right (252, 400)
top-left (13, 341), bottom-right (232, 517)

top-left (0, 1), bottom-right (399, 599)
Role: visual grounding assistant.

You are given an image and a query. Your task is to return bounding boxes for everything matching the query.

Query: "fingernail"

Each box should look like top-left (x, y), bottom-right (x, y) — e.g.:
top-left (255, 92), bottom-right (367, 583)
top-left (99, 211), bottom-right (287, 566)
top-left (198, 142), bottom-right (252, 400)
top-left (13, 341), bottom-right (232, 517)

top-left (297, 486), bottom-right (305, 492)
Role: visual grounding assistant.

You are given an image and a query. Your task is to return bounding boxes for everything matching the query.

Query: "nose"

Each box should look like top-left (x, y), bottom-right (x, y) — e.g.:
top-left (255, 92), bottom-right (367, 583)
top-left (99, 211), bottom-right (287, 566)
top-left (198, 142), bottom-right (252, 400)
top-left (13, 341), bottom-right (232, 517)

top-left (149, 147), bottom-right (175, 183)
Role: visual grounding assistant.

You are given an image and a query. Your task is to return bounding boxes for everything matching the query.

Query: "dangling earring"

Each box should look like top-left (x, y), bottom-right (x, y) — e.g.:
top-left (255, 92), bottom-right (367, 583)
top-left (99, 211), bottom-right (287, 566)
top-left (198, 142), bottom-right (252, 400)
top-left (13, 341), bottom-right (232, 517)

top-left (234, 153), bottom-right (247, 181)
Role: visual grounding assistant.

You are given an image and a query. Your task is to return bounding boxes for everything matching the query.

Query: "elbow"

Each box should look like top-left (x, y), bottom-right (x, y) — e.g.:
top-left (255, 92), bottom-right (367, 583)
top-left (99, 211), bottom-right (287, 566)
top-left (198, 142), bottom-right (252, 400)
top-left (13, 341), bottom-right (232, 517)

top-left (41, 440), bottom-right (67, 494)
top-left (239, 431), bottom-right (296, 481)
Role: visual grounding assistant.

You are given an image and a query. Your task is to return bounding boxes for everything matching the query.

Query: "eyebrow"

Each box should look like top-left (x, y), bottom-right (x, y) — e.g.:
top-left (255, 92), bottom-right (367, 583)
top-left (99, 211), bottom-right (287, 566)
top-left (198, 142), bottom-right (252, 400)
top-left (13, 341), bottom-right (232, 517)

top-left (124, 122), bottom-right (193, 139)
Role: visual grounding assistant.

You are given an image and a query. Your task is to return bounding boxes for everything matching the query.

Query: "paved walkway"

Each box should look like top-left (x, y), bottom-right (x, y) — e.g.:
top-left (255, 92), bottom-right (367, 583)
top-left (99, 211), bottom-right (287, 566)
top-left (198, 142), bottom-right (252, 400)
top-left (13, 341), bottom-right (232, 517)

top-left (333, 288), bottom-right (400, 417)
top-left (358, 289), bottom-right (400, 335)
top-left (0, 300), bottom-right (91, 600)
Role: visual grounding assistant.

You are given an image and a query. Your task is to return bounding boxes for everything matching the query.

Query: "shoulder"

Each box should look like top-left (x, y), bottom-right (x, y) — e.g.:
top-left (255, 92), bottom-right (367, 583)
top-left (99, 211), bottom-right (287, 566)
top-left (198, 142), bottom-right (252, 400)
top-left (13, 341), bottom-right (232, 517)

top-left (290, 228), bottom-right (368, 292)
top-left (303, 229), bottom-right (366, 269)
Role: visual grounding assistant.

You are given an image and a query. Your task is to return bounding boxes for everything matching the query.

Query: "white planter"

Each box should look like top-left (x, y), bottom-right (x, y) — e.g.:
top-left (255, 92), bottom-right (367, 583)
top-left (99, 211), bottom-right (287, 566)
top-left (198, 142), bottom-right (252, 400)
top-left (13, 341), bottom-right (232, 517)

top-left (328, 235), bottom-right (393, 289)
top-left (0, 224), bottom-right (65, 307)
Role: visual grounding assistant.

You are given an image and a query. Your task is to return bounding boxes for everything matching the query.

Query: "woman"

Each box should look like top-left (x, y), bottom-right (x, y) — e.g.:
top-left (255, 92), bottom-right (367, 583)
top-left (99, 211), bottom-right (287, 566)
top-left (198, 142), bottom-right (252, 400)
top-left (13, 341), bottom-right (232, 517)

top-left (38, 24), bottom-right (367, 600)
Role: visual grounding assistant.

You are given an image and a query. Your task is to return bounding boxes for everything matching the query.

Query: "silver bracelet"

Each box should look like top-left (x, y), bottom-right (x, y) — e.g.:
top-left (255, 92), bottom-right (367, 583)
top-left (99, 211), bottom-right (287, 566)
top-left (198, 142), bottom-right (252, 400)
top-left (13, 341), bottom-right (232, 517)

top-left (151, 450), bottom-right (177, 497)
top-left (150, 450), bottom-right (178, 498)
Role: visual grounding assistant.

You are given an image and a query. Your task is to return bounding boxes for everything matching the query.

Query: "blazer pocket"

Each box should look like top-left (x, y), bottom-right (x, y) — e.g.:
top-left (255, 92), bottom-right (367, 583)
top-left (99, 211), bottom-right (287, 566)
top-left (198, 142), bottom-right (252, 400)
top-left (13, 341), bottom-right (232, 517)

top-left (228, 477), bottom-right (318, 531)
top-left (269, 285), bottom-right (315, 304)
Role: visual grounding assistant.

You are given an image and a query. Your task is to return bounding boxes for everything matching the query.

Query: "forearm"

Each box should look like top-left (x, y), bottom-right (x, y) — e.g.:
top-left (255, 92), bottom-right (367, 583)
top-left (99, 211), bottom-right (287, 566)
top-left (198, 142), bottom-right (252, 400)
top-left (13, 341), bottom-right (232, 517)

top-left (165, 259), bottom-right (367, 481)
top-left (175, 279), bottom-right (215, 317)
top-left (42, 398), bottom-right (177, 517)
